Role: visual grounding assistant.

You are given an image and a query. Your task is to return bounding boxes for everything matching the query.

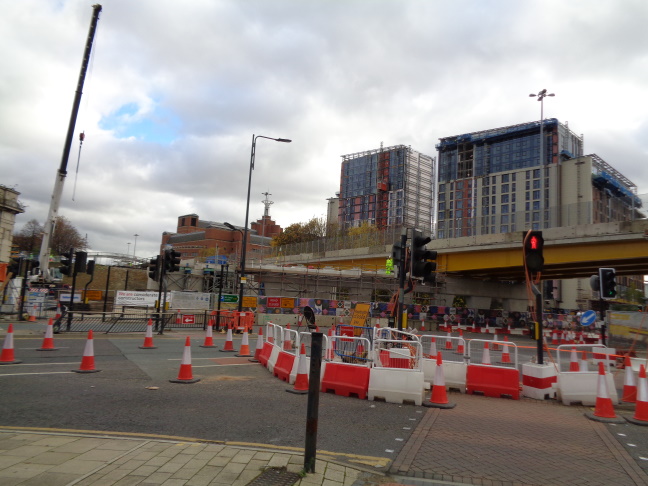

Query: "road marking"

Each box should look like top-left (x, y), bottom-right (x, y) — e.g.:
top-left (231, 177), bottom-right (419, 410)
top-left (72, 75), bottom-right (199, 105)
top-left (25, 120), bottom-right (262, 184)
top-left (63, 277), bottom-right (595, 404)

top-left (0, 371), bottom-right (74, 377)
top-left (5, 362), bottom-right (79, 366)
top-left (191, 364), bottom-right (256, 368)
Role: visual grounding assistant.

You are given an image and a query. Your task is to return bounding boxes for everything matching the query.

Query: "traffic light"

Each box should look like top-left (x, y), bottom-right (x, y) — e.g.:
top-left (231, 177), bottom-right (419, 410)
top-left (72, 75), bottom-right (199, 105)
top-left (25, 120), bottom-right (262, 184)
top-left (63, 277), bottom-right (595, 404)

top-left (86, 260), bottom-right (95, 276)
top-left (148, 256), bottom-right (160, 281)
top-left (74, 251), bottom-right (87, 274)
top-left (599, 268), bottom-right (617, 300)
top-left (523, 230), bottom-right (544, 273)
top-left (410, 230), bottom-right (437, 283)
top-left (165, 249), bottom-right (181, 273)
top-left (60, 249), bottom-right (74, 276)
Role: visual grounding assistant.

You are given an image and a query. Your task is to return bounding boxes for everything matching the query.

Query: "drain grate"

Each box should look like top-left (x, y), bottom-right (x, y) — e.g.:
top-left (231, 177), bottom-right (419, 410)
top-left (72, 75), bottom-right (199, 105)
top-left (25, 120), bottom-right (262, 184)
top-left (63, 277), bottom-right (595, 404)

top-left (247, 466), bottom-right (301, 486)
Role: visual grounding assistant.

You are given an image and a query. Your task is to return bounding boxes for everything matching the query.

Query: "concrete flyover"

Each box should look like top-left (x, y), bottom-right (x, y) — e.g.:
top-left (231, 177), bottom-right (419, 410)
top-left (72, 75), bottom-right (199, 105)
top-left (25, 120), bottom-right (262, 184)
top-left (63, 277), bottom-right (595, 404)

top-left (279, 220), bottom-right (648, 281)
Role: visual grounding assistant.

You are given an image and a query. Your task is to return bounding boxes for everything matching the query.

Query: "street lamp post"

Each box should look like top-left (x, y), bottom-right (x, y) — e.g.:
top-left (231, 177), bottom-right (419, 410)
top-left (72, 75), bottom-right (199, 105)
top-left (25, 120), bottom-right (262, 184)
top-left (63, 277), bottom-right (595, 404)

top-left (529, 88), bottom-right (554, 229)
top-left (133, 234), bottom-right (139, 260)
top-left (237, 134), bottom-right (291, 311)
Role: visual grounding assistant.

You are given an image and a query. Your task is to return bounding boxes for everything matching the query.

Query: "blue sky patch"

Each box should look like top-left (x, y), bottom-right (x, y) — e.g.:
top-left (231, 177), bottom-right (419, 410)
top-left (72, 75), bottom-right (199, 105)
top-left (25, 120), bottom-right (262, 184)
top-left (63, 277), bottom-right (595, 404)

top-left (99, 103), bottom-right (182, 143)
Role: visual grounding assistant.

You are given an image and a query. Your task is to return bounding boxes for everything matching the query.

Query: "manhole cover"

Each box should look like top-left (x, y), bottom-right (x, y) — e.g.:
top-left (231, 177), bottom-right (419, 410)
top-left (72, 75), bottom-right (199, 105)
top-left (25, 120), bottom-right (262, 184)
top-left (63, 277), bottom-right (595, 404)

top-left (247, 466), bottom-right (301, 486)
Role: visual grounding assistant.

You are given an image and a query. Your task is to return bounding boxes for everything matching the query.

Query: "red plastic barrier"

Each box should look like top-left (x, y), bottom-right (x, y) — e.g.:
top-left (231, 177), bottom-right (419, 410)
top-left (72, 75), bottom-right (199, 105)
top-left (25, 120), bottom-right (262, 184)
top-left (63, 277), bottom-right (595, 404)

top-left (321, 362), bottom-right (370, 399)
top-left (466, 364), bottom-right (520, 399)
top-left (258, 342), bottom-right (273, 367)
top-left (273, 351), bottom-right (296, 382)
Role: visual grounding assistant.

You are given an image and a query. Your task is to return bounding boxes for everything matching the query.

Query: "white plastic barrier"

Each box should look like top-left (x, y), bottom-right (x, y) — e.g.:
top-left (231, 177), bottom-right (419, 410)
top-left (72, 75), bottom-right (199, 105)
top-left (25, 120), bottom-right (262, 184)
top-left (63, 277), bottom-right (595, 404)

top-left (630, 357), bottom-right (648, 372)
top-left (288, 332), bottom-right (327, 384)
top-left (555, 344), bottom-right (618, 406)
top-left (522, 362), bottom-right (557, 400)
top-left (368, 335), bottom-right (425, 405)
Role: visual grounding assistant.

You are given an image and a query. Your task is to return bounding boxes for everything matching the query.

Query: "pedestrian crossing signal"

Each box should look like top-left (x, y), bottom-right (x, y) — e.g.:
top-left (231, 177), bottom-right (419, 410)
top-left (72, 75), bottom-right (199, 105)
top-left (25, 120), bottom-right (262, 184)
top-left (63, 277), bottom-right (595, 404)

top-left (523, 231), bottom-right (544, 273)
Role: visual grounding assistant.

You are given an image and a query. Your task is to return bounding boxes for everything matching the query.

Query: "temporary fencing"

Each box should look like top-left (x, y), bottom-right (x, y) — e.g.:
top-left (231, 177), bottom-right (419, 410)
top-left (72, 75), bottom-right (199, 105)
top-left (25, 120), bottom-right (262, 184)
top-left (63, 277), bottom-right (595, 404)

top-left (465, 339), bottom-right (520, 399)
top-left (554, 344), bottom-right (619, 406)
top-left (369, 330), bottom-right (425, 405)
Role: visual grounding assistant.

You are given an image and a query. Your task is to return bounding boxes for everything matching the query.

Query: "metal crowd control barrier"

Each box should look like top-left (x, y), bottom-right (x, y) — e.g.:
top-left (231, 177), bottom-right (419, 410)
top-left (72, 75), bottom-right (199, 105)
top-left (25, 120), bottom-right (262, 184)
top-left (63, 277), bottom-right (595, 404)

top-left (420, 334), bottom-right (466, 362)
top-left (372, 337), bottom-right (422, 370)
top-left (281, 327), bottom-right (300, 354)
top-left (555, 344), bottom-right (606, 373)
top-left (331, 335), bottom-right (372, 365)
top-left (466, 338), bottom-right (518, 368)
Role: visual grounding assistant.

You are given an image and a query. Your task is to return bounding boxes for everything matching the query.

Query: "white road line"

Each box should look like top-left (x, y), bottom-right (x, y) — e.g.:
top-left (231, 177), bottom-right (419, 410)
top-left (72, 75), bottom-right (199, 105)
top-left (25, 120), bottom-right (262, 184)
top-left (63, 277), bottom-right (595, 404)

top-left (0, 371), bottom-right (75, 377)
top-left (6, 362), bottom-right (79, 366)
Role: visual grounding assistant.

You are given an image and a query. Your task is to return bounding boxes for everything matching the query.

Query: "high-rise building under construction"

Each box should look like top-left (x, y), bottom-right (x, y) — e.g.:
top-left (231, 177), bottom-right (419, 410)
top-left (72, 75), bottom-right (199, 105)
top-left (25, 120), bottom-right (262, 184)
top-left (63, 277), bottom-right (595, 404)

top-left (337, 144), bottom-right (435, 233)
top-left (435, 119), bottom-right (641, 239)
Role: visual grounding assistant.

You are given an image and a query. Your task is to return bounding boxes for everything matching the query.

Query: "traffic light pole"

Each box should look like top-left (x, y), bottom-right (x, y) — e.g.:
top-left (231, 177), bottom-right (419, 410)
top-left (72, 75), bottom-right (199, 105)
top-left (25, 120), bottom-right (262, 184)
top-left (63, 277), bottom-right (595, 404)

top-left (396, 230), bottom-right (408, 331)
top-left (532, 284), bottom-right (544, 365)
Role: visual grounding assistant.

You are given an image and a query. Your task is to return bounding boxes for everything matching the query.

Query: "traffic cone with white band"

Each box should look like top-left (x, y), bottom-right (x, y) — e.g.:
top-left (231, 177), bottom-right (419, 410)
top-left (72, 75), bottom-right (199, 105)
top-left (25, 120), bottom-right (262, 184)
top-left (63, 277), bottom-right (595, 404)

top-left (37, 318), bottom-right (58, 351)
top-left (569, 347), bottom-right (580, 372)
top-left (585, 362), bottom-right (623, 423)
top-left (498, 335), bottom-right (511, 364)
top-left (251, 327), bottom-right (264, 362)
top-left (283, 324), bottom-right (293, 351)
top-left (445, 332), bottom-right (453, 350)
top-left (580, 350), bottom-right (589, 372)
top-left (236, 331), bottom-right (252, 357)
top-left (481, 341), bottom-right (491, 365)
top-left (0, 324), bottom-right (21, 365)
top-left (170, 337), bottom-right (200, 383)
top-left (627, 365), bottom-right (648, 425)
top-left (200, 319), bottom-right (216, 348)
top-left (220, 327), bottom-right (235, 352)
top-left (622, 356), bottom-right (637, 403)
top-left (73, 330), bottom-right (100, 373)
top-left (139, 319), bottom-right (157, 349)
top-left (423, 354), bottom-right (456, 409)
top-left (427, 337), bottom-right (437, 359)
top-left (287, 344), bottom-right (309, 394)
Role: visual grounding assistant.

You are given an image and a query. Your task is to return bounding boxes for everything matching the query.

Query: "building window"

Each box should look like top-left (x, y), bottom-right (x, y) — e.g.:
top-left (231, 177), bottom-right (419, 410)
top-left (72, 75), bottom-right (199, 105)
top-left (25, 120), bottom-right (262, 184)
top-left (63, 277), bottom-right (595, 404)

top-left (501, 194), bottom-right (509, 204)
top-left (502, 174), bottom-right (509, 183)
top-left (500, 225), bottom-right (509, 233)
top-left (501, 204), bottom-right (509, 214)
top-left (533, 190), bottom-right (540, 200)
top-left (502, 184), bottom-right (509, 193)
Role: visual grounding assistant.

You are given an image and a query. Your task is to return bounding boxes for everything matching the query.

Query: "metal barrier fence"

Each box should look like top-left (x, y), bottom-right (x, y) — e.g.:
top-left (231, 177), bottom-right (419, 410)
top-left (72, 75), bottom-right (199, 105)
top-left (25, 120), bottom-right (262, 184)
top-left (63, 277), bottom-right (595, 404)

top-left (53, 310), bottom-right (210, 334)
top-left (467, 338), bottom-right (519, 369)
top-left (555, 344), bottom-right (608, 373)
top-left (372, 337), bottom-right (422, 370)
top-left (420, 334), bottom-right (466, 362)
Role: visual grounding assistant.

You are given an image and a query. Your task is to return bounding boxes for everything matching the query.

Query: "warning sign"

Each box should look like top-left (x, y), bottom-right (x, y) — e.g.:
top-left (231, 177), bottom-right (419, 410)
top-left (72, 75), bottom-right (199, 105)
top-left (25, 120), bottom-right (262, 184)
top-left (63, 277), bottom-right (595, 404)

top-left (350, 303), bottom-right (370, 327)
top-left (182, 315), bottom-right (195, 324)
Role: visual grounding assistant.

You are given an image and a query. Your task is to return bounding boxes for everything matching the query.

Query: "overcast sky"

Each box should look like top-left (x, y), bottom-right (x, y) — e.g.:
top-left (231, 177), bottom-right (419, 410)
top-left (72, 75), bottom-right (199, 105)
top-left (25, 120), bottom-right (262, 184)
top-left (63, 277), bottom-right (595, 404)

top-left (2, 0), bottom-right (647, 260)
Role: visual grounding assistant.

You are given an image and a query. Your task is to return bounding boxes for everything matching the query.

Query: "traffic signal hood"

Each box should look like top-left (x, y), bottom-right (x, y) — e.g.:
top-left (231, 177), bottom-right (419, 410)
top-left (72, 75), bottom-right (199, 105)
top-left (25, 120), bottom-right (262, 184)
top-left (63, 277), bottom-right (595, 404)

top-left (599, 268), bottom-right (617, 300)
top-left (148, 256), bottom-right (160, 281)
top-left (60, 250), bottom-right (74, 276)
top-left (410, 232), bottom-right (437, 283)
top-left (165, 249), bottom-right (181, 273)
top-left (524, 230), bottom-right (544, 273)
top-left (74, 251), bottom-right (87, 274)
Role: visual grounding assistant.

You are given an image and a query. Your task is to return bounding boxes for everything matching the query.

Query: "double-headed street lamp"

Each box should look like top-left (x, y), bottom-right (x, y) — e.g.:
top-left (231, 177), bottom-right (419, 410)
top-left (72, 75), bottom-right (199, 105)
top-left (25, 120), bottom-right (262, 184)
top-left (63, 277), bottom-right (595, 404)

top-left (236, 134), bottom-right (291, 311)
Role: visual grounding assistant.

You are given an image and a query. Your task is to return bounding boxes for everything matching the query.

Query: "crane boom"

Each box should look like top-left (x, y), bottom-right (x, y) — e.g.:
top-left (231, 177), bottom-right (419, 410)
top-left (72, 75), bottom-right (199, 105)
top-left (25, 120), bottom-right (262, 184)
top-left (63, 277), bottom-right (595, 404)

top-left (38, 4), bottom-right (102, 281)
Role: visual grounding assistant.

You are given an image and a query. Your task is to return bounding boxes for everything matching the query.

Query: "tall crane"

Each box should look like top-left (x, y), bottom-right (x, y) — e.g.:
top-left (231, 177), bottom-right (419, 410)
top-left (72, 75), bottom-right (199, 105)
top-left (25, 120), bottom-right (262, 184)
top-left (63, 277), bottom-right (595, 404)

top-left (38, 4), bottom-right (102, 281)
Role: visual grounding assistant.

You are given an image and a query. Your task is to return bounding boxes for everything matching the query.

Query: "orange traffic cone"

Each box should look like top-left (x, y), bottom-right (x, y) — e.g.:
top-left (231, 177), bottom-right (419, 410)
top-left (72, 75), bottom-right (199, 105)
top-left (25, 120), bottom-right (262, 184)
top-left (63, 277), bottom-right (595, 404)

top-left (55, 303), bottom-right (62, 320)
top-left (579, 350), bottom-right (589, 372)
top-left (485, 323), bottom-right (490, 334)
top-left (492, 330), bottom-right (500, 351)
top-left (73, 330), bottom-right (100, 373)
top-left (283, 324), bottom-right (293, 351)
top-left (585, 362), bottom-right (623, 423)
top-left (287, 344), bottom-right (309, 394)
top-left (37, 318), bottom-right (58, 351)
top-left (236, 331), bottom-right (252, 357)
top-left (220, 327), bottom-right (235, 352)
top-left (325, 331), bottom-right (334, 361)
top-left (445, 332), bottom-right (453, 350)
top-left (200, 319), bottom-right (216, 348)
top-left (423, 354), bottom-right (456, 408)
top-left (0, 324), bottom-right (22, 365)
top-left (427, 337), bottom-right (437, 359)
top-left (267, 325), bottom-right (274, 344)
top-left (481, 341), bottom-right (491, 365)
top-left (28, 304), bottom-right (37, 322)
top-left (622, 357), bottom-right (637, 403)
top-left (251, 327), bottom-right (264, 362)
top-left (420, 321), bottom-right (426, 332)
top-left (498, 336), bottom-right (512, 364)
top-left (170, 337), bottom-right (200, 383)
top-left (139, 319), bottom-right (157, 349)
top-left (455, 330), bottom-right (465, 355)
top-left (627, 365), bottom-right (648, 425)
top-left (552, 331), bottom-right (558, 345)
top-left (569, 347), bottom-right (580, 372)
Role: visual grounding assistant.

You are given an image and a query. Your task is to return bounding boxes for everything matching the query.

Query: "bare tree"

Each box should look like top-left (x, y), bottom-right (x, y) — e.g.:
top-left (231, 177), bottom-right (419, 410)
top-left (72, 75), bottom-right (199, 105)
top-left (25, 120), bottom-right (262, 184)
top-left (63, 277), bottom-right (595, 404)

top-left (51, 216), bottom-right (88, 255)
top-left (12, 219), bottom-right (43, 256)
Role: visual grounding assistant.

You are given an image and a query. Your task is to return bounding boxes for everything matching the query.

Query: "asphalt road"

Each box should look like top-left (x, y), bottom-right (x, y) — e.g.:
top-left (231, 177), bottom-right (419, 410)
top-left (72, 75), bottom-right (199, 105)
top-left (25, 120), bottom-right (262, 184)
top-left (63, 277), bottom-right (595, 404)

top-left (0, 331), bottom-right (422, 468)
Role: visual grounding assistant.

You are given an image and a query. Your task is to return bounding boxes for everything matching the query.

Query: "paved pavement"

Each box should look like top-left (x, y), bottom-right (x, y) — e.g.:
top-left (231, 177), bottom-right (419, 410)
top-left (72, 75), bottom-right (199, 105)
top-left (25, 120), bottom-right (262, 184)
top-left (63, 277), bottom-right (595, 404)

top-left (2, 320), bottom-right (648, 485)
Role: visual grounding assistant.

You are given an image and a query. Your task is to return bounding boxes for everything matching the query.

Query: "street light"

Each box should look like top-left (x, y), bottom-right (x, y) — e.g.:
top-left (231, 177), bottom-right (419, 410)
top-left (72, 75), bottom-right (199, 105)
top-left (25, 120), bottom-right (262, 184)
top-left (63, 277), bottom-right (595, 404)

top-left (224, 222), bottom-right (244, 263)
top-left (529, 89), bottom-right (554, 229)
top-left (237, 134), bottom-right (291, 311)
top-left (133, 234), bottom-right (139, 260)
